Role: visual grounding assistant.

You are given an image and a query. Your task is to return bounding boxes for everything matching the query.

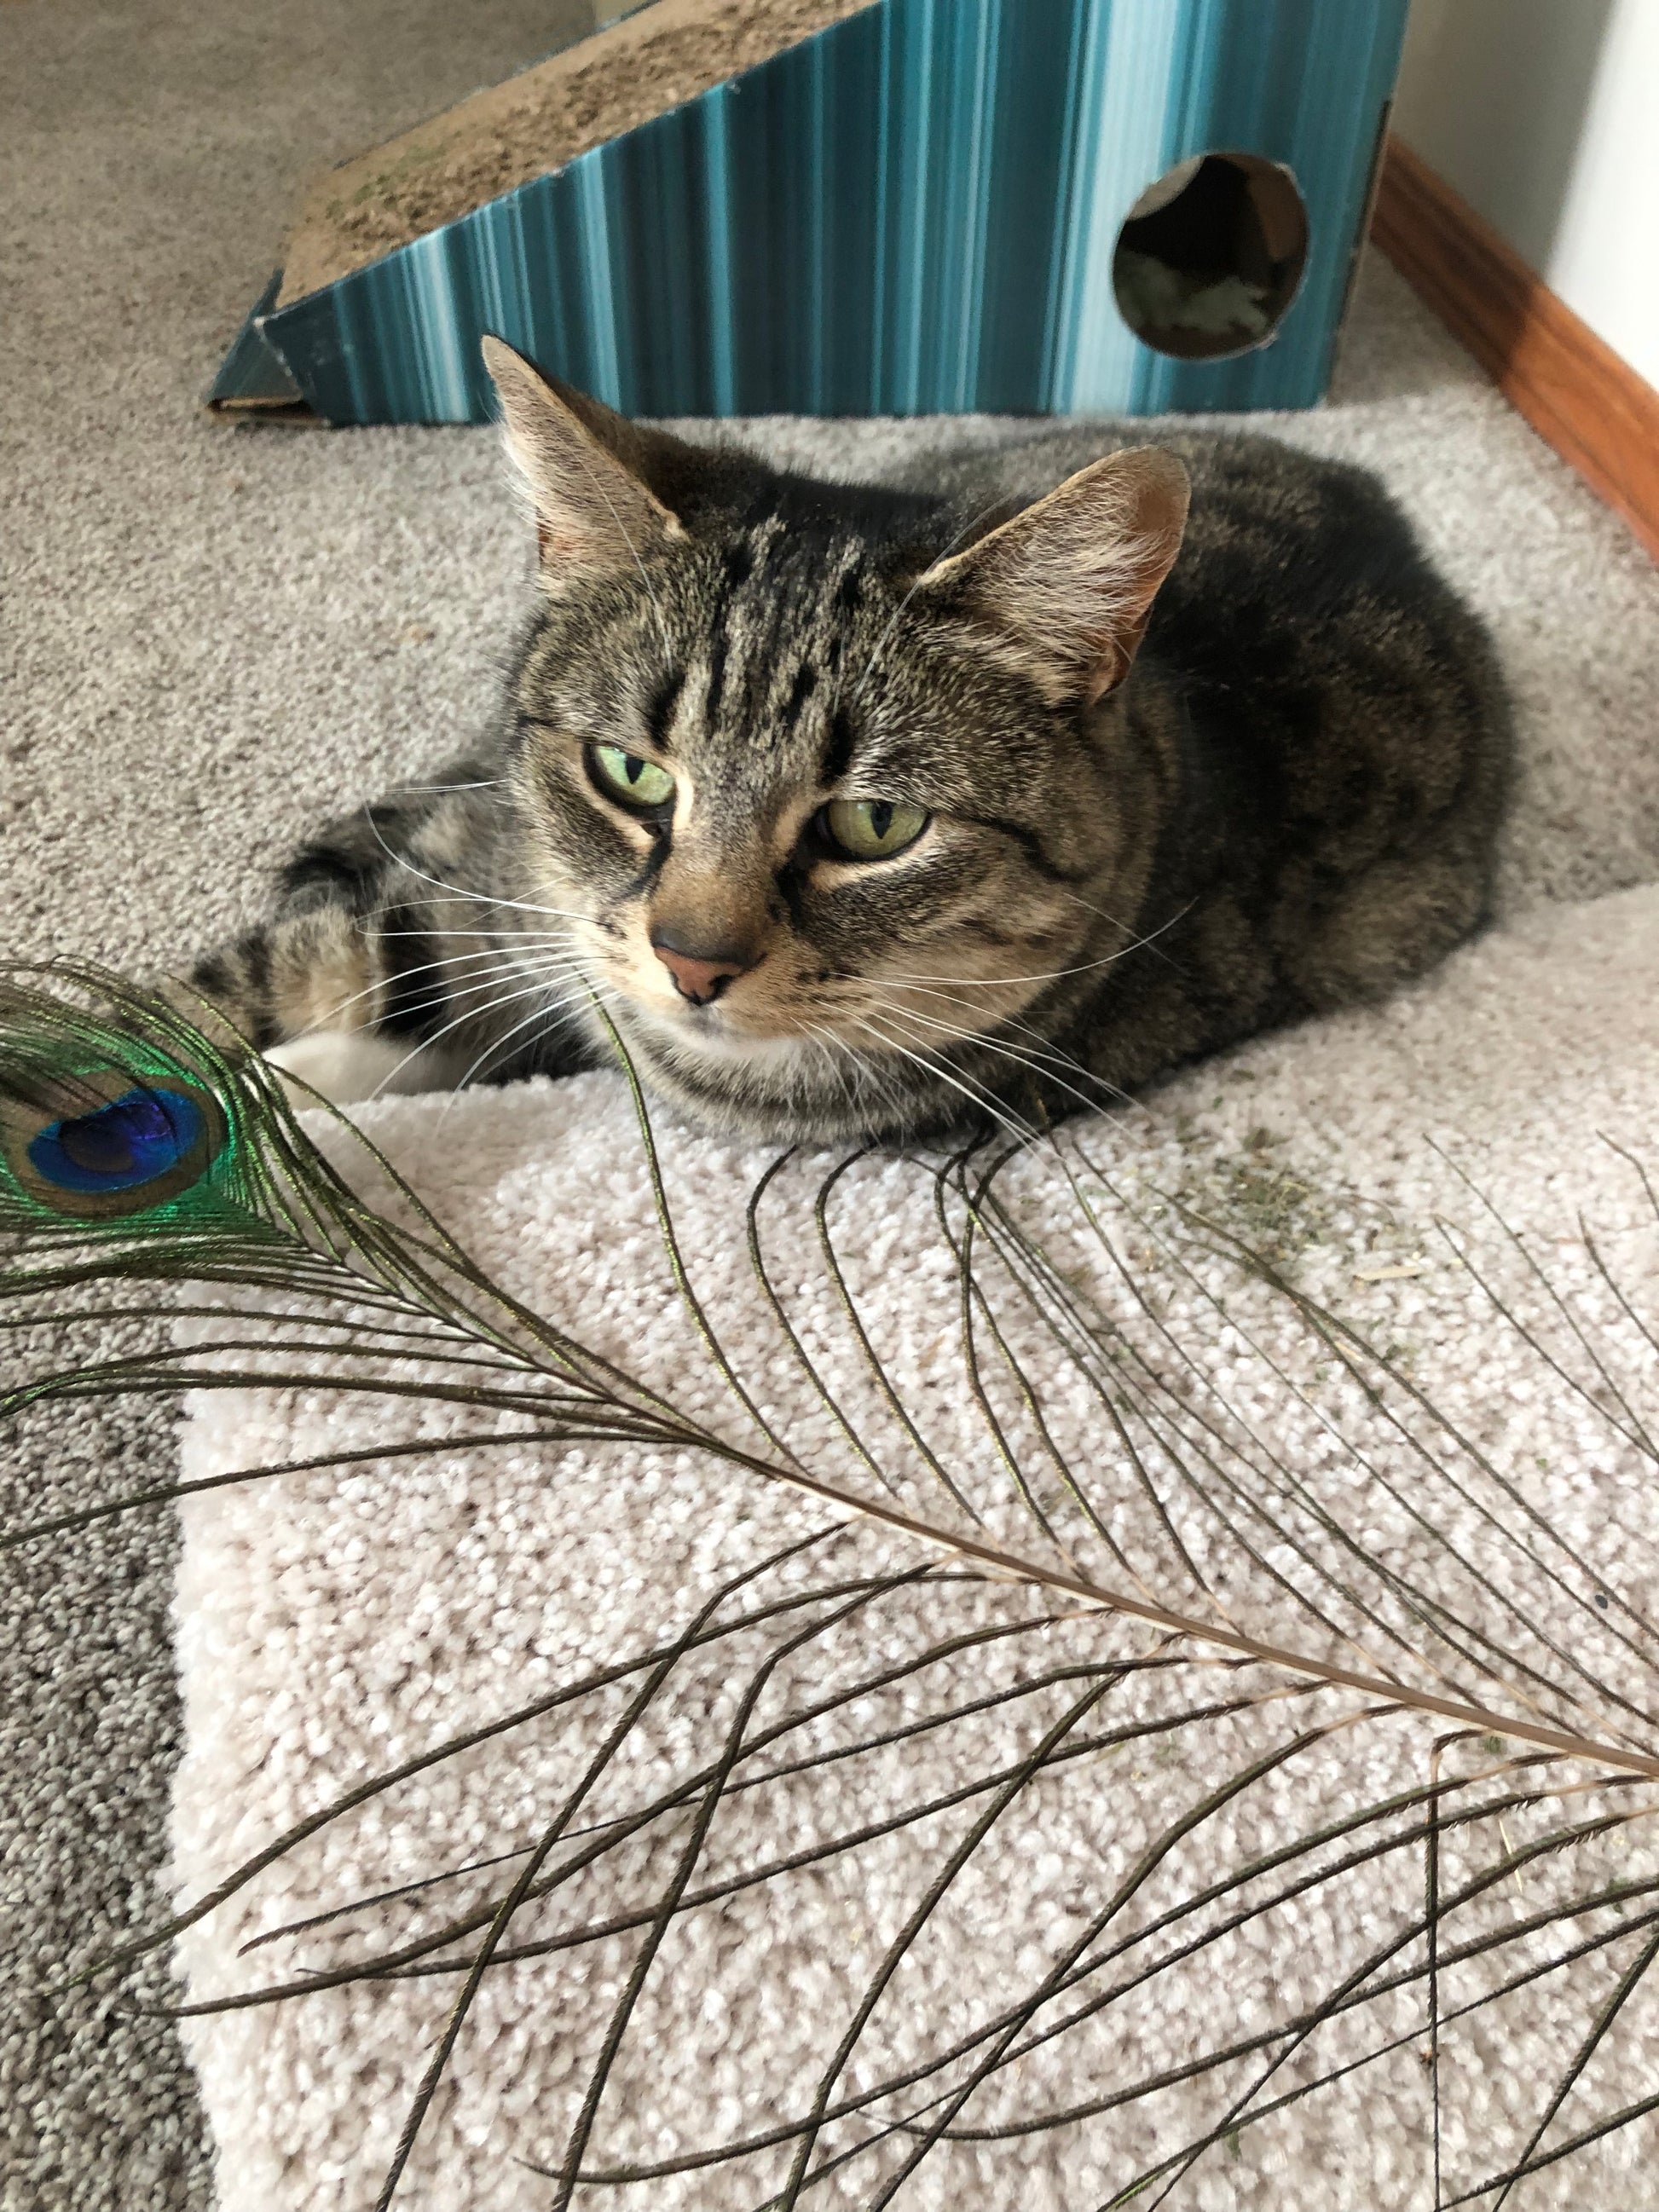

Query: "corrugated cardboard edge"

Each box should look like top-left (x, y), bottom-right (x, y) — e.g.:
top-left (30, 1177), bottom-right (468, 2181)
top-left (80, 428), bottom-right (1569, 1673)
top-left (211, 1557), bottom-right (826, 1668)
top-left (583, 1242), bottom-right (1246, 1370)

top-left (275, 0), bottom-right (875, 307)
top-left (205, 273), bottom-right (315, 421)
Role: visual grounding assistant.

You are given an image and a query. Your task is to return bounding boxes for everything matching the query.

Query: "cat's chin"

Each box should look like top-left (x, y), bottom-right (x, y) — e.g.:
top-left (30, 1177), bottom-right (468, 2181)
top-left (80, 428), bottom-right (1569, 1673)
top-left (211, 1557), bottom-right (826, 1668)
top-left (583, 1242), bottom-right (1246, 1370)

top-left (602, 1001), bottom-right (968, 1146)
top-left (598, 1003), bottom-right (875, 1142)
top-left (629, 1004), bottom-right (811, 1068)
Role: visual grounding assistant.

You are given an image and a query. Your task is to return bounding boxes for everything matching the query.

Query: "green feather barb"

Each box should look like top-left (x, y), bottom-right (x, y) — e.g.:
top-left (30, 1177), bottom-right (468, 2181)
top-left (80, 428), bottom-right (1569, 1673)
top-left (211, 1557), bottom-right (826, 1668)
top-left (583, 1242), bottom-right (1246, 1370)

top-left (0, 968), bottom-right (252, 1232)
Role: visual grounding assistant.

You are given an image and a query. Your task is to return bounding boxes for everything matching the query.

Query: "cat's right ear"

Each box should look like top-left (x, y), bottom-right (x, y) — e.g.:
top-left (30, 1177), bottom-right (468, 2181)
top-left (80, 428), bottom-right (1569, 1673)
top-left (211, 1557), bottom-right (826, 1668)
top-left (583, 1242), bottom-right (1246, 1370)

top-left (915, 449), bottom-right (1190, 707)
top-left (482, 337), bottom-right (687, 589)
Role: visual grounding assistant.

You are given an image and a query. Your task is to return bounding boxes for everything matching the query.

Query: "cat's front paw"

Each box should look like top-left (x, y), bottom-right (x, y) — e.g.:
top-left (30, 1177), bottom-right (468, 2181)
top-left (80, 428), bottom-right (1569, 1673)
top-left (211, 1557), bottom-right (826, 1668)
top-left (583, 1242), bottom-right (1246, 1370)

top-left (264, 1031), bottom-right (450, 1106)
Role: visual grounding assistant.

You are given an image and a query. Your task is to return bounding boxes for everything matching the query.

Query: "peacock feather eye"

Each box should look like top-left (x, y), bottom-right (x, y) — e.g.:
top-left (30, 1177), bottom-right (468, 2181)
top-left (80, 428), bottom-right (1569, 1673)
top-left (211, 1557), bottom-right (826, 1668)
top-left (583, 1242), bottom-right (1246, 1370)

top-left (0, 1064), bottom-right (228, 1221)
top-left (588, 743), bottom-right (675, 812)
top-left (820, 797), bottom-right (930, 862)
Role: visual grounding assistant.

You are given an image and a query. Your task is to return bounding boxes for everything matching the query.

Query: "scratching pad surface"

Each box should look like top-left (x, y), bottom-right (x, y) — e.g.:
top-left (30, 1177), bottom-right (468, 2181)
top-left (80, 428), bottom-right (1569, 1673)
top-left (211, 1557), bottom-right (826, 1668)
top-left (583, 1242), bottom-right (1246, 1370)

top-left (277, 0), bottom-right (873, 303)
top-left (171, 880), bottom-right (1659, 2208)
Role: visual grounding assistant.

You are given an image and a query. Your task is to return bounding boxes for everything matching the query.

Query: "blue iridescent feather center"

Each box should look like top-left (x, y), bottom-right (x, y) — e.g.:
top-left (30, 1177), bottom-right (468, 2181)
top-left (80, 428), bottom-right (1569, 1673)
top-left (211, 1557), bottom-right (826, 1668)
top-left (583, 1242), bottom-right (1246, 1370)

top-left (28, 1088), bottom-right (205, 1196)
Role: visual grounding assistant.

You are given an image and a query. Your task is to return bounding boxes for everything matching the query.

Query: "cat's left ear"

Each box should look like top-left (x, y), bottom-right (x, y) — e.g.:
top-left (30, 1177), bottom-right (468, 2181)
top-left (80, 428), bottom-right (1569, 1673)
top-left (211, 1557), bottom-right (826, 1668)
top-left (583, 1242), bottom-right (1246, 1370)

top-left (482, 335), bottom-right (688, 588)
top-left (916, 451), bottom-right (1190, 707)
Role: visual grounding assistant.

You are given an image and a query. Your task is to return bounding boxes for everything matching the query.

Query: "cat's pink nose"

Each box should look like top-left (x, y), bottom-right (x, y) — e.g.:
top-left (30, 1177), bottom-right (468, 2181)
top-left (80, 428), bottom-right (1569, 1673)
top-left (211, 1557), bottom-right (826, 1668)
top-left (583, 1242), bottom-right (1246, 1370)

top-left (650, 937), bottom-right (749, 1006)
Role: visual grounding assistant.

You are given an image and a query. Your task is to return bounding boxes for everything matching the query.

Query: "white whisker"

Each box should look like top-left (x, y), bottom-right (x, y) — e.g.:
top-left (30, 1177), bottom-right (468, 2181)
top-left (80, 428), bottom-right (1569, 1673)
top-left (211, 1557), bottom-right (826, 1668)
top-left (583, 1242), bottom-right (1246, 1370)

top-left (1056, 886), bottom-right (1193, 969)
top-left (360, 813), bottom-right (601, 927)
top-left (390, 779), bottom-right (506, 794)
top-left (286, 945), bottom-right (586, 1040)
top-left (851, 1014), bottom-right (1038, 1145)
top-left (446, 983), bottom-right (619, 1105)
top-left (882, 985), bottom-right (1147, 1118)
top-left (876, 1001), bottom-right (1121, 1121)
top-left (801, 1021), bottom-right (893, 1121)
top-left (363, 925), bottom-right (575, 943)
top-left (366, 973), bottom-right (602, 1102)
top-left (345, 961), bottom-right (592, 1051)
top-left (877, 898), bottom-right (1194, 992)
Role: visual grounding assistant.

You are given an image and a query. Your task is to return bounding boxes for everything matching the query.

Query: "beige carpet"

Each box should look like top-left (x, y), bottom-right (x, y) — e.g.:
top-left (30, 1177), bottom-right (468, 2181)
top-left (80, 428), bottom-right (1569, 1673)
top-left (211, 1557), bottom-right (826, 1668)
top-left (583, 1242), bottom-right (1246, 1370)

top-left (172, 883), bottom-right (1659, 2209)
top-left (4, 1), bottom-right (1659, 2207)
top-left (0, 5), bottom-right (603, 2207)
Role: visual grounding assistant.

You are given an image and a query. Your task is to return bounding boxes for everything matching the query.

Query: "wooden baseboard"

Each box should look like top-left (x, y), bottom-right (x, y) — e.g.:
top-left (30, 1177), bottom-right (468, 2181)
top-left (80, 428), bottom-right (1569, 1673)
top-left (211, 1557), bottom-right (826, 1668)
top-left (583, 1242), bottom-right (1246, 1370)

top-left (1372, 134), bottom-right (1659, 563)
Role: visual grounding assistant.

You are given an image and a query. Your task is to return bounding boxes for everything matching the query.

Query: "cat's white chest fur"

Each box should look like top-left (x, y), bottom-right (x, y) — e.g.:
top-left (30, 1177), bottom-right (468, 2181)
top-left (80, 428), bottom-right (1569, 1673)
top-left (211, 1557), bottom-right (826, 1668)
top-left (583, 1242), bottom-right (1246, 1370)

top-left (264, 1031), bottom-right (455, 1106)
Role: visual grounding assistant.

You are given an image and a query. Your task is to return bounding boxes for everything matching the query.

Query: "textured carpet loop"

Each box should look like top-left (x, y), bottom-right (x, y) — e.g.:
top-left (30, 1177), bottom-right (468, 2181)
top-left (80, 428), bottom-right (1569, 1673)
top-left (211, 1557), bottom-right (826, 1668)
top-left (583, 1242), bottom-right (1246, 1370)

top-left (168, 880), bottom-right (1659, 2207)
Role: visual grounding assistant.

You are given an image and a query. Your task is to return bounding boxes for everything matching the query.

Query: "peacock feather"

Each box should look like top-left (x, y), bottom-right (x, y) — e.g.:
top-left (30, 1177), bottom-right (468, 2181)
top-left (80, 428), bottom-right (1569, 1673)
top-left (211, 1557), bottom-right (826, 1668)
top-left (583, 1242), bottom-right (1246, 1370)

top-left (6, 960), bottom-right (1659, 2209)
top-left (0, 976), bottom-right (237, 1226)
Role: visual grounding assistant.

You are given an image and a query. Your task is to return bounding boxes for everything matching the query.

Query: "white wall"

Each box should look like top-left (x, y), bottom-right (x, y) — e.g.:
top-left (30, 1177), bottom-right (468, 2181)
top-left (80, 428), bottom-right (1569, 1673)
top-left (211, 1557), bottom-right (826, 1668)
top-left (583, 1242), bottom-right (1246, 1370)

top-left (1393, 0), bottom-right (1659, 389)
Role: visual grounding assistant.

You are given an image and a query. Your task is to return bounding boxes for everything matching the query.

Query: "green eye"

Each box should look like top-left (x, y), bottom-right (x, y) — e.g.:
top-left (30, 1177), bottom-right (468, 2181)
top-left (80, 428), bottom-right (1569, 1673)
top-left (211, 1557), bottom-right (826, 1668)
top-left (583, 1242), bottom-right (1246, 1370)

top-left (589, 744), bottom-right (675, 811)
top-left (821, 798), bottom-right (929, 861)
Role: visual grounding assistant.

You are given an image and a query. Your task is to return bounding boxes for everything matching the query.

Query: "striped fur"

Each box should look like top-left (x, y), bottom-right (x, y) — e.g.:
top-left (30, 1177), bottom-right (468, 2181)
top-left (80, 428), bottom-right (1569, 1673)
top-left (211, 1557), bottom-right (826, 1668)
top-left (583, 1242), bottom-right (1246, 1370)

top-left (183, 355), bottom-right (1509, 1142)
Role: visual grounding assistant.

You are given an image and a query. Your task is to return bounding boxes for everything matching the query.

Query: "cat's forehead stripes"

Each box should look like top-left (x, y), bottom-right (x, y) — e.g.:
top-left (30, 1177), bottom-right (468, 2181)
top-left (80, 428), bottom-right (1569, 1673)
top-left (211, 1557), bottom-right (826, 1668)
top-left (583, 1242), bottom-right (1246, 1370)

top-left (645, 668), bottom-right (685, 755)
top-left (673, 528), bottom-right (872, 776)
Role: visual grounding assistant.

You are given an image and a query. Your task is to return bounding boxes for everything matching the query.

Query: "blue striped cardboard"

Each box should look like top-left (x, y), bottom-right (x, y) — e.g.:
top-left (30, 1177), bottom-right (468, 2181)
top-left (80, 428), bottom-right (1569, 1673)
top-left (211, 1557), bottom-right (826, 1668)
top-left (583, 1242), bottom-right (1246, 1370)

top-left (216, 0), bottom-right (1408, 424)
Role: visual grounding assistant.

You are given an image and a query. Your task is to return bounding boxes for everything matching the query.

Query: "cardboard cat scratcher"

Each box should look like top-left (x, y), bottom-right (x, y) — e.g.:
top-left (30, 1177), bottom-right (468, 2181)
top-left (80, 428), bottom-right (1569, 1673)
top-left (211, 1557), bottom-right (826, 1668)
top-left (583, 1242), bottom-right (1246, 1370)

top-left (211, 0), bottom-right (1409, 425)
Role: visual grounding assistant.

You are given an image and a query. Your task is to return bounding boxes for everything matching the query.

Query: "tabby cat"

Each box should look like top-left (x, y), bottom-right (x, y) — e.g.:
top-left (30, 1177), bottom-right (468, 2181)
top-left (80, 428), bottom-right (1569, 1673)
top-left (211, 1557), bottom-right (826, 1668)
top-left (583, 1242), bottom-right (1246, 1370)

top-left (186, 338), bottom-right (1510, 1143)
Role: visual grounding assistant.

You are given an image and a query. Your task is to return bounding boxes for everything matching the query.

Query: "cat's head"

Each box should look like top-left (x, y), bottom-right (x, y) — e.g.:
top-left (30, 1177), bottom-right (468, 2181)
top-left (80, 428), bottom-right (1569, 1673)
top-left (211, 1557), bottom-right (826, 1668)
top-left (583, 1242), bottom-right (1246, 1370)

top-left (485, 339), bottom-right (1189, 1142)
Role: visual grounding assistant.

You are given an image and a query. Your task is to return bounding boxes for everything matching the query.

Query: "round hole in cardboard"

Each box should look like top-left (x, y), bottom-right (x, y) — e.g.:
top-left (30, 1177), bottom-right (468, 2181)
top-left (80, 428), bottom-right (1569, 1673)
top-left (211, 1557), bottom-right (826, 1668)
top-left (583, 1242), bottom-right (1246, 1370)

top-left (1113, 153), bottom-right (1309, 362)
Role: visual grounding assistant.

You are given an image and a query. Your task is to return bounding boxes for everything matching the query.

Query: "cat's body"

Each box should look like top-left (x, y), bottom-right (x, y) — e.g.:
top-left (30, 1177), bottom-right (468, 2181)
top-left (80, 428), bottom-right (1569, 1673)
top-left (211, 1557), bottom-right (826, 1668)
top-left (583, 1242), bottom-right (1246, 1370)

top-left (187, 345), bottom-right (1509, 1143)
